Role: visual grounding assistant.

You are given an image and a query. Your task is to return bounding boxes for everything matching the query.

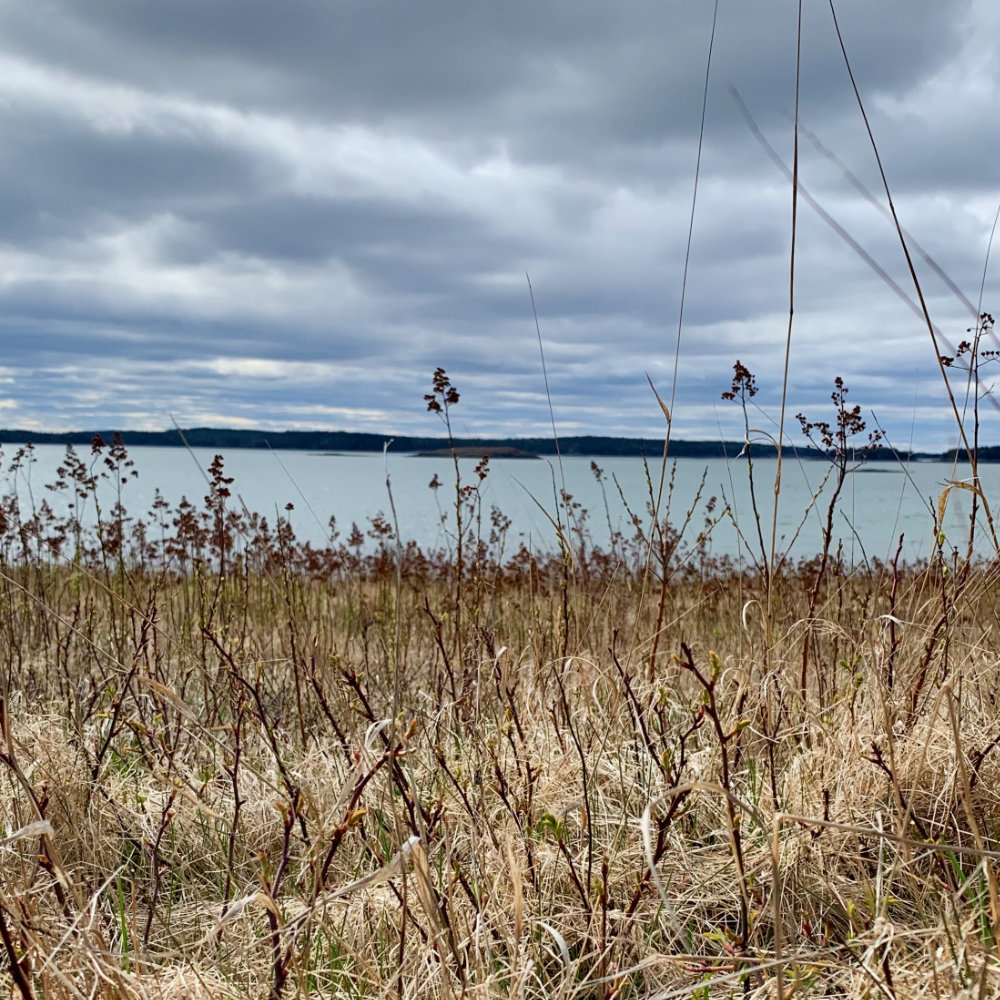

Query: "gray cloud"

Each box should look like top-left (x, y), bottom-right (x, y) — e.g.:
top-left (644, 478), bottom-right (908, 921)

top-left (0, 0), bottom-right (995, 450)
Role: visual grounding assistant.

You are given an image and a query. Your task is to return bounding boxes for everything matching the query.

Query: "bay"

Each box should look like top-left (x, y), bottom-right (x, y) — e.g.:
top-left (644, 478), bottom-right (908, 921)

top-left (3, 443), bottom-right (996, 565)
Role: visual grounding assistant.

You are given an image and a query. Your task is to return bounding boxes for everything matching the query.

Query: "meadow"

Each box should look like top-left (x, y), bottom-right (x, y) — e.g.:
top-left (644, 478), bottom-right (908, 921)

top-left (1, 353), bottom-right (999, 1000)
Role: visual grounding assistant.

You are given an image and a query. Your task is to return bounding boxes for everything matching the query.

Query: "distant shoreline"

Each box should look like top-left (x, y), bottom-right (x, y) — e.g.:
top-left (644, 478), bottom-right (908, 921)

top-left (0, 426), bottom-right (991, 463)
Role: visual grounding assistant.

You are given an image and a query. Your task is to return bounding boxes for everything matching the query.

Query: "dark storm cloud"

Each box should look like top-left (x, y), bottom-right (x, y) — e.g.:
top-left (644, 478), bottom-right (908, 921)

top-left (0, 0), bottom-right (994, 450)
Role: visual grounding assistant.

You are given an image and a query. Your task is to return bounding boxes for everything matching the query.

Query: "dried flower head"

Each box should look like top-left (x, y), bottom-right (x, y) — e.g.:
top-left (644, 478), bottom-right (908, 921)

top-left (721, 361), bottom-right (758, 401)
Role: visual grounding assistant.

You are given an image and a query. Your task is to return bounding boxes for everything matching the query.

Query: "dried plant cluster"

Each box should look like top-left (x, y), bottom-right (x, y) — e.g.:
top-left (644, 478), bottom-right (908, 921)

top-left (0, 387), bottom-right (999, 1000)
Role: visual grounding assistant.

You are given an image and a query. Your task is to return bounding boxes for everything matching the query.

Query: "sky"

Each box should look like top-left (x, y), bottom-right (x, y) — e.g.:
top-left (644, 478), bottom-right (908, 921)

top-left (0, 1), bottom-right (997, 450)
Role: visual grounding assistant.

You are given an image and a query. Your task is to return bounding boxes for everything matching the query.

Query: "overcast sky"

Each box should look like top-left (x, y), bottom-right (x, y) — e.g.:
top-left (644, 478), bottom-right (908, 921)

top-left (0, 0), bottom-right (996, 449)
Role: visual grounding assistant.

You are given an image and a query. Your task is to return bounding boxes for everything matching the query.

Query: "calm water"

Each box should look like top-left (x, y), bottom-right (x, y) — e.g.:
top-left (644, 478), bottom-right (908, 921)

top-left (4, 444), bottom-right (998, 564)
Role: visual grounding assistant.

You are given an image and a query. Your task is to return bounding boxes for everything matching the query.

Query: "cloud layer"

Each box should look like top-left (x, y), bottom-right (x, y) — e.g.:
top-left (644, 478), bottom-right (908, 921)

top-left (0, 0), bottom-right (997, 449)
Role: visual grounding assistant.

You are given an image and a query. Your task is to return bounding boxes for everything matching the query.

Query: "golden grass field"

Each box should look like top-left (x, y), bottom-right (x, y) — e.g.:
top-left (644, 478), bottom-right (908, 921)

top-left (1, 423), bottom-right (1000, 999)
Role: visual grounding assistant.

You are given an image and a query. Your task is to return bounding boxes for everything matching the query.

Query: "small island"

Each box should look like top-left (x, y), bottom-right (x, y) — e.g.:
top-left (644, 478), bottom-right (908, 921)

top-left (414, 445), bottom-right (540, 459)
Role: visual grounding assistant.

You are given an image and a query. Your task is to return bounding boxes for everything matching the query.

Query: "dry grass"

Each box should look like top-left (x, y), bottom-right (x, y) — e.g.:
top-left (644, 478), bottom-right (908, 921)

top-left (0, 450), bottom-right (999, 1000)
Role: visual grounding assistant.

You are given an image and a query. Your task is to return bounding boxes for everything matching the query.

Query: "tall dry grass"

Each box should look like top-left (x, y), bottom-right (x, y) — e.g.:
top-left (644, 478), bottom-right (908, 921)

top-left (0, 422), bottom-right (998, 998)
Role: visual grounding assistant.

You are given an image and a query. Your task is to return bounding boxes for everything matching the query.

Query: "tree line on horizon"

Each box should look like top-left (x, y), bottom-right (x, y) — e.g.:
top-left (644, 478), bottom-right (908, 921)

top-left (0, 425), bottom-right (987, 462)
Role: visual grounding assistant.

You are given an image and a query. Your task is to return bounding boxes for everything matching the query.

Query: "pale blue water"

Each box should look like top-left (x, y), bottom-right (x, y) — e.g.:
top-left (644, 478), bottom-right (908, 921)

top-left (3, 444), bottom-right (997, 565)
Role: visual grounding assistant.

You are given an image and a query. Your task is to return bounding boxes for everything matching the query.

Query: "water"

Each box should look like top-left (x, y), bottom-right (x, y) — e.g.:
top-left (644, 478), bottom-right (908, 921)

top-left (3, 443), bottom-right (997, 564)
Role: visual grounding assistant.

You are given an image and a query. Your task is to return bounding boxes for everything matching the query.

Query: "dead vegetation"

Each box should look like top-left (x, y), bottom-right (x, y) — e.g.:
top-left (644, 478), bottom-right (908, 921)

top-left (0, 425), bottom-right (999, 998)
